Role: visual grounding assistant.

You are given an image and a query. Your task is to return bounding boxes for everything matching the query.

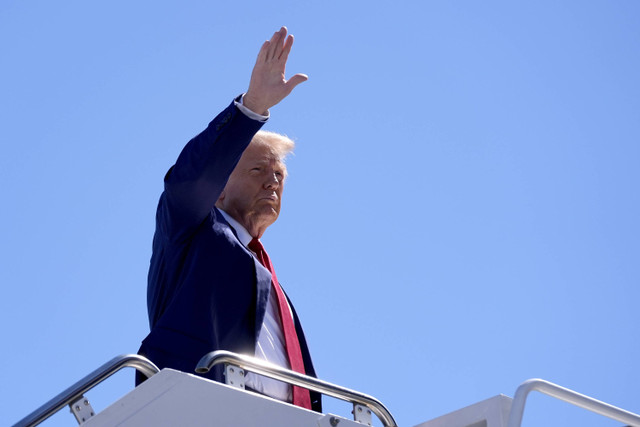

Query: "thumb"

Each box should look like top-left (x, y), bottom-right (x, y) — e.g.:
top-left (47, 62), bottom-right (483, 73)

top-left (285, 73), bottom-right (309, 92)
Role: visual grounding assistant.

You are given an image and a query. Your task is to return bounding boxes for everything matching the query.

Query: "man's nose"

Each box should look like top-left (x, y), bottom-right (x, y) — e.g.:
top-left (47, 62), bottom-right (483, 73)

top-left (264, 173), bottom-right (280, 189)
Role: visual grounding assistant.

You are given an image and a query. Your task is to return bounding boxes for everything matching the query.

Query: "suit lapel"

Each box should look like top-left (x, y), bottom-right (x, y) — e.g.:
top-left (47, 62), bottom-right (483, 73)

top-left (213, 207), bottom-right (272, 343)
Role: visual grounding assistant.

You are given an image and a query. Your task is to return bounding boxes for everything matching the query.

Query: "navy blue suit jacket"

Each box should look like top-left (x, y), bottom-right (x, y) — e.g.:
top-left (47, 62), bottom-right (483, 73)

top-left (138, 100), bottom-right (321, 411)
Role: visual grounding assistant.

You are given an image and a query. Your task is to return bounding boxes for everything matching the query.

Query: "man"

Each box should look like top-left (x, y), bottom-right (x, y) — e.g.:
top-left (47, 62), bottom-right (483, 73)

top-left (137, 27), bottom-right (321, 412)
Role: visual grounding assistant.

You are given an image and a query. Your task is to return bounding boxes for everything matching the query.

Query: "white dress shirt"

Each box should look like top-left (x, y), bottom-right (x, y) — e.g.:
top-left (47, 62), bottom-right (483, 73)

top-left (217, 209), bottom-right (293, 402)
top-left (234, 95), bottom-right (269, 122)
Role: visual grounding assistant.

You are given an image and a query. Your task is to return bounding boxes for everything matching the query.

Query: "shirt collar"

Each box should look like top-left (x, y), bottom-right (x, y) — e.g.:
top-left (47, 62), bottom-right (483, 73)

top-left (218, 209), bottom-right (253, 247)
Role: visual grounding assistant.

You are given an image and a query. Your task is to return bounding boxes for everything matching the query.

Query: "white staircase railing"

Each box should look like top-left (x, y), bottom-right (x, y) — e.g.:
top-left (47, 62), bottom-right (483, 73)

top-left (13, 354), bottom-right (159, 427)
top-left (197, 350), bottom-right (398, 427)
top-left (507, 378), bottom-right (640, 427)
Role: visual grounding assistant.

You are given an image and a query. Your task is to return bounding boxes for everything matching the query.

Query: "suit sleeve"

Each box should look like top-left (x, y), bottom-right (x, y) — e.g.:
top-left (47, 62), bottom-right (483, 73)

top-left (158, 99), bottom-right (265, 242)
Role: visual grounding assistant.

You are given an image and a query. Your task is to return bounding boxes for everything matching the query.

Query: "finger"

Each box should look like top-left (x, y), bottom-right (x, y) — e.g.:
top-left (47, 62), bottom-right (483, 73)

top-left (285, 73), bottom-right (309, 92)
top-left (264, 30), bottom-right (279, 60)
top-left (267, 27), bottom-right (286, 60)
top-left (279, 34), bottom-right (294, 61)
top-left (273, 26), bottom-right (288, 59)
top-left (256, 40), bottom-right (270, 62)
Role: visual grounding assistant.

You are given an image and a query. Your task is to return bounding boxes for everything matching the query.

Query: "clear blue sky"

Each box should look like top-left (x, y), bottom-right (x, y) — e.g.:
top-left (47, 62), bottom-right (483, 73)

top-left (2, 1), bottom-right (639, 426)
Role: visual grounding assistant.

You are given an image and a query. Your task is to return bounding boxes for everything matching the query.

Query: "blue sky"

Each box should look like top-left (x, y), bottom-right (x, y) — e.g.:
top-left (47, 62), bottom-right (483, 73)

top-left (2, 1), bottom-right (639, 426)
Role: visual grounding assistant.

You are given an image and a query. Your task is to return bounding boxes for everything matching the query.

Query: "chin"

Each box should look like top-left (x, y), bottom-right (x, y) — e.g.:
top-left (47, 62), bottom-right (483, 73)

top-left (260, 204), bottom-right (280, 217)
top-left (266, 210), bottom-right (279, 222)
top-left (253, 208), bottom-right (279, 225)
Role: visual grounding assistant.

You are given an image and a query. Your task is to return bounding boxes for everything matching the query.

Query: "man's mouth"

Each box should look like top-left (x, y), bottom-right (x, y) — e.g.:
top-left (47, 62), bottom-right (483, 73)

top-left (260, 193), bottom-right (278, 201)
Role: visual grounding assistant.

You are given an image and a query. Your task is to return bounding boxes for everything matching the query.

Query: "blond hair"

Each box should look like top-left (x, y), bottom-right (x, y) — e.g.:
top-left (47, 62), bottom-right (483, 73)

top-left (250, 130), bottom-right (295, 162)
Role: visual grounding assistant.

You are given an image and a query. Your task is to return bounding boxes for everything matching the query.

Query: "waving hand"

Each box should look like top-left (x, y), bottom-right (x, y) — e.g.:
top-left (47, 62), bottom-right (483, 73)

top-left (242, 27), bottom-right (308, 115)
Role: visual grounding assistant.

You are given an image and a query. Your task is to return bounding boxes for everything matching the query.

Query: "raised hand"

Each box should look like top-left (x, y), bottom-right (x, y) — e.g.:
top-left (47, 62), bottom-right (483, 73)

top-left (243, 27), bottom-right (308, 115)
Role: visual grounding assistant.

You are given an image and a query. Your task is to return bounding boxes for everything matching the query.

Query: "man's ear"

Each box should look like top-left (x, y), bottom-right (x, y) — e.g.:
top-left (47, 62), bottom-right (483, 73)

top-left (215, 190), bottom-right (225, 208)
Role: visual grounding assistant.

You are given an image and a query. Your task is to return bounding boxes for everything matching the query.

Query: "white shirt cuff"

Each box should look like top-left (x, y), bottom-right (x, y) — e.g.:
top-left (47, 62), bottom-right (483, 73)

top-left (235, 94), bottom-right (269, 122)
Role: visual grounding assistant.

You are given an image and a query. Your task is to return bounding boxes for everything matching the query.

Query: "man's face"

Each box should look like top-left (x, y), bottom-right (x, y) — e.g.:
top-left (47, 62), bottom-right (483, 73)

top-left (217, 142), bottom-right (286, 237)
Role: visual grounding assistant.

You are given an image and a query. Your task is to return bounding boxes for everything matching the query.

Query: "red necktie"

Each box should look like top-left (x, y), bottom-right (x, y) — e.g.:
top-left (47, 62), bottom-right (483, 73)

top-left (248, 238), bottom-right (312, 410)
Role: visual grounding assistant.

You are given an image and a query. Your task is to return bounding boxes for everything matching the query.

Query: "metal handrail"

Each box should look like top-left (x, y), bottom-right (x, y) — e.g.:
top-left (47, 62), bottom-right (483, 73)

top-left (196, 350), bottom-right (398, 427)
top-left (507, 378), bottom-right (640, 427)
top-left (13, 354), bottom-right (159, 427)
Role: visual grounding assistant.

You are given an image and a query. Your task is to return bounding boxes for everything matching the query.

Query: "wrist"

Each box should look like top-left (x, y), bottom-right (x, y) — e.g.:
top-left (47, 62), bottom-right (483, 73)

top-left (242, 93), bottom-right (269, 116)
